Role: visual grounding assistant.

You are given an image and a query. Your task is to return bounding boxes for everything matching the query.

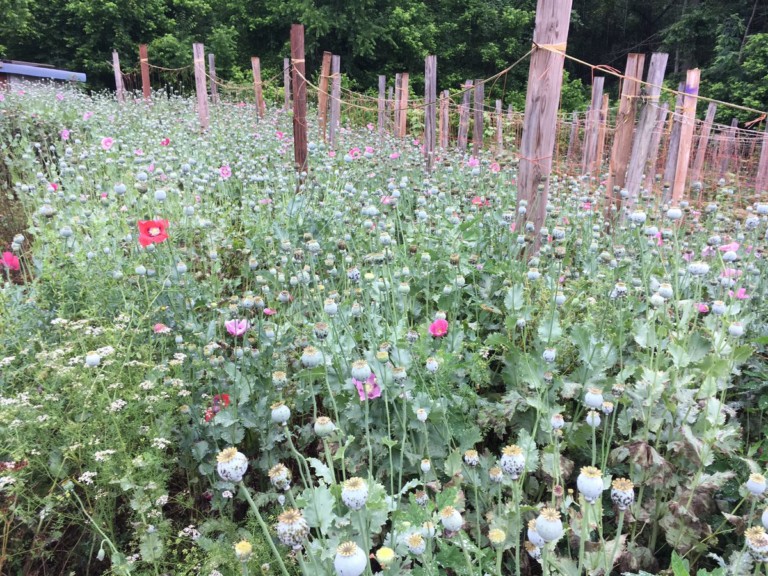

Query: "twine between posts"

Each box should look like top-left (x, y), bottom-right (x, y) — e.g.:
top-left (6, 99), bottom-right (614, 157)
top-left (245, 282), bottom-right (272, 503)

top-left (532, 42), bottom-right (567, 53)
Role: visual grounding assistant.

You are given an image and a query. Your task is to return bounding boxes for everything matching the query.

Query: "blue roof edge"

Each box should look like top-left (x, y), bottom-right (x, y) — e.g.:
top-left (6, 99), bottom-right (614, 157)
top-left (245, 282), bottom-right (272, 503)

top-left (0, 63), bottom-right (87, 83)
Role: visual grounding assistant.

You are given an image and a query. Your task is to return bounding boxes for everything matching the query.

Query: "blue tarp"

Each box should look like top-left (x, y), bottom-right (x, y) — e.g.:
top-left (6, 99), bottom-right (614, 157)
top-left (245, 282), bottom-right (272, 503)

top-left (0, 63), bottom-right (86, 82)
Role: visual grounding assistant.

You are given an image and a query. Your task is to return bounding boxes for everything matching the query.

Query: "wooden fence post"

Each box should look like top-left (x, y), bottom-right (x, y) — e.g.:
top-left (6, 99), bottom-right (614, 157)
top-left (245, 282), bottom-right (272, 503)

top-left (291, 24), bottom-right (308, 173)
top-left (112, 51), bottom-right (125, 103)
top-left (595, 94), bottom-right (610, 175)
top-left (607, 53), bottom-right (645, 194)
top-left (567, 111), bottom-right (579, 166)
top-left (643, 103), bottom-right (670, 193)
top-left (283, 57), bottom-right (291, 111)
top-left (473, 80), bottom-right (484, 155)
top-left (399, 73), bottom-right (409, 137)
top-left (663, 84), bottom-right (685, 192)
top-left (139, 44), bottom-right (151, 101)
top-left (671, 69), bottom-right (700, 203)
top-left (378, 75), bottom-right (386, 135)
top-left (757, 125), bottom-right (768, 195)
top-left (329, 55), bottom-right (341, 149)
top-left (251, 57), bottom-right (265, 118)
top-left (439, 90), bottom-right (449, 149)
top-left (719, 119), bottom-right (739, 178)
top-left (581, 77), bottom-right (604, 177)
top-left (208, 53), bottom-right (219, 105)
top-left (625, 52), bottom-right (670, 202)
top-left (457, 80), bottom-right (472, 151)
top-left (495, 100), bottom-right (503, 151)
top-left (424, 56), bottom-right (437, 171)
top-left (690, 102), bottom-right (717, 185)
top-left (192, 43), bottom-right (210, 130)
top-left (394, 74), bottom-right (402, 136)
top-left (517, 0), bottom-right (573, 244)
top-left (317, 52), bottom-right (332, 141)
top-left (387, 86), bottom-right (394, 133)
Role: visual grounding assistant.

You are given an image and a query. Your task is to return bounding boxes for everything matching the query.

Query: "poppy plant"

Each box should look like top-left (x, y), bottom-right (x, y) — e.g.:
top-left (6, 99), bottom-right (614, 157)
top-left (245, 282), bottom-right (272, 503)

top-left (354, 374), bottom-right (381, 401)
top-left (1, 252), bottom-right (20, 271)
top-left (137, 220), bottom-right (169, 247)
top-left (429, 318), bottom-right (449, 338)
top-left (225, 319), bottom-right (249, 336)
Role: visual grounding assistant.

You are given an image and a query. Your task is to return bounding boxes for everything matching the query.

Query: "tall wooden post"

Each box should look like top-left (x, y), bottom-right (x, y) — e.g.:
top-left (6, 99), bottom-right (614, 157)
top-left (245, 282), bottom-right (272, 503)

top-left (317, 52), bottom-right (332, 141)
top-left (643, 103), bottom-right (670, 192)
top-left (394, 74), bottom-right (402, 136)
top-left (690, 103), bottom-right (717, 185)
top-left (387, 86), bottom-right (394, 133)
top-left (399, 73), bottom-right (409, 137)
top-left (495, 100), bottom-right (503, 151)
top-left (757, 125), bottom-right (768, 195)
top-left (139, 44), bottom-right (151, 101)
top-left (567, 111), bottom-right (579, 165)
top-left (625, 53), bottom-right (670, 202)
top-left (582, 77), bottom-right (604, 177)
top-left (112, 51), bottom-right (125, 103)
top-left (329, 55), bottom-right (341, 149)
top-left (424, 56), bottom-right (437, 171)
top-left (251, 57), bottom-right (265, 118)
top-left (439, 90), bottom-right (449, 149)
top-left (192, 44), bottom-right (210, 131)
top-left (208, 53), bottom-right (220, 105)
top-left (595, 93), bottom-right (610, 174)
top-left (663, 84), bottom-right (685, 190)
top-left (378, 75), bottom-right (386, 135)
top-left (283, 57), bottom-right (291, 111)
top-left (719, 119), bottom-right (739, 178)
top-left (290, 24), bottom-right (308, 173)
top-left (457, 80), bottom-right (473, 151)
top-left (671, 69), bottom-right (700, 203)
top-left (517, 0), bottom-right (573, 243)
top-left (473, 80), bottom-right (484, 155)
top-left (607, 53), bottom-right (645, 193)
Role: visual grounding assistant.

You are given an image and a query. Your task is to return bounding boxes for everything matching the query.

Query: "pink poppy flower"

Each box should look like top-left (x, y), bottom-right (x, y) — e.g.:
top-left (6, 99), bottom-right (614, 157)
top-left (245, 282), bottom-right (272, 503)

top-left (729, 288), bottom-right (749, 300)
top-left (134, 148), bottom-right (144, 156)
top-left (101, 137), bottom-right (114, 150)
top-left (581, 201), bottom-right (593, 211)
top-left (364, 146), bottom-right (374, 155)
top-left (721, 268), bottom-right (742, 278)
top-left (56, 93), bottom-right (64, 101)
top-left (367, 123), bottom-right (374, 131)
top-left (225, 319), bottom-right (249, 336)
top-left (259, 198), bottom-right (273, 205)
top-left (153, 323), bottom-right (171, 334)
top-left (381, 196), bottom-right (395, 205)
top-left (1, 252), bottom-right (20, 271)
top-left (329, 151), bottom-right (336, 158)
top-left (490, 162), bottom-right (501, 173)
top-left (467, 156), bottom-right (480, 168)
top-left (354, 374), bottom-right (381, 401)
top-left (49, 183), bottom-right (58, 191)
top-left (389, 152), bottom-right (400, 160)
top-left (263, 308), bottom-right (276, 316)
top-left (696, 303), bottom-right (709, 314)
top-left (60, 129), bottom-right (70, 140)
top-left (219, 165), bottom-right (232, 179)
top-left (83, 111), bottom-right (93, 121)
top-left (160, 137), bottom-right (170, 146)
top-left (275, 131), bottom-right (284, 140)
top-left (702, 245), bottom-right (715, 258)
top-left (429, 318), bottom-right (449, 338)
top-left (655, 232), bottom-right (663, 246)
top-left (471, 196), bottom-right (490, 208)
top-left (719, 242), bottom-right (740, 252)
top-left (348, 147), bottom-right (361, 159)
top-left (148, 163), bottom-right (155, 172)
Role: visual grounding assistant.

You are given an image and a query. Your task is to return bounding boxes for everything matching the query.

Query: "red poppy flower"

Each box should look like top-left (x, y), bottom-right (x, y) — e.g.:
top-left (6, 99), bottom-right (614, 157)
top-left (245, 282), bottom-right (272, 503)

top-left (138, 220), bottom-right (169, 247)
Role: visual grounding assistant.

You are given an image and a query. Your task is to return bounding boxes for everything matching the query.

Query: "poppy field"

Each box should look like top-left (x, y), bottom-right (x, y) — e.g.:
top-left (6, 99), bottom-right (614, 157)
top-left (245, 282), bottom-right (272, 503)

top-left (1, 83), bottom-right (768, 576)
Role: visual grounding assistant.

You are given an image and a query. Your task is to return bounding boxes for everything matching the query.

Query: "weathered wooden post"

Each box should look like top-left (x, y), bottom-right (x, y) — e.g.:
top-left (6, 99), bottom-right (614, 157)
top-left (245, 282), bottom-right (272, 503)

top-left (757, 125), bottom-right (768, 195)
top-left (208, 53), bottom-right (220, 105)
top-left (378, 75), bottom-right (386, 135)
top-left (112, 51), bottom-right (125, 103)
top-left (439, 90), bottom-right (449, 148)
top-left (473, 80), bottom-right (484, 155)
top-left (595, 94), bottom-right (610, 174)
top-left (387, 86), bottom-right (394, 133)
top-left (671, 69), bottom-right (700, 203)
top-left (457, 80), bottom-right (473, 151)
top-left (517, 0), bottom-right (573, 244)
top-left (290, 24), bottom-right (308, 173)
top-left (394, 74), bottom-right (402, 135)
top-left (251, 57), bottom-right (265, 118)
top-left (643, 103), bottom-right (670, 192)
top-left (690, 103), bottom-right (717, 185)
top-left (424, 56), bottom-right (437, 171)
top-left (625, 52), bottom-right (670, 202)
top-left (329, 55), bottom-right (341, 149)
top-left (663, 84), bottom-right (685, 190)
top-left (582, 77), bottom-right (604, 177)
top-left (139, 44), bottom-right (151, 101)
top-left (567, 111), bottom-right (579, 165)
top-left (495, 100), bottom-right (503, 151)
top-left (283, 57), bottom-right (291, 110)
top-left (719, 119), bottom-right (739, 178)
top-left (192, 43), bottom-right (210, 130)
top-left (318, 52), bottom-right (332, 141)
top-left (399, 73), bottom-right (410, 137)
top-left (607, 53), bottom-right (645, 194)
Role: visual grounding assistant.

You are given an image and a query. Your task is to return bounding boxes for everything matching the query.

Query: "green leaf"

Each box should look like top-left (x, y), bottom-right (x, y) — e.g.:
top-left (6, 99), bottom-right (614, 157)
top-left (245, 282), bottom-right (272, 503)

top-left (670, 551), bottom-right (692, 576)
top-left (307, 457), bottom-right (334, 485)
top-left (504, 285), bottom-right (524, 311)
top-left (298, 485), bottom-right (336, 535)
top-left (192, 440), bottom-right (209, 462)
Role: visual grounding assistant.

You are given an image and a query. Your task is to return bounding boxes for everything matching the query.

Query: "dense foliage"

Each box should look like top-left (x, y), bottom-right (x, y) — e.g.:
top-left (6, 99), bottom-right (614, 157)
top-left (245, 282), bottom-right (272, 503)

top-left (1, 0), bottom-right (767, 117)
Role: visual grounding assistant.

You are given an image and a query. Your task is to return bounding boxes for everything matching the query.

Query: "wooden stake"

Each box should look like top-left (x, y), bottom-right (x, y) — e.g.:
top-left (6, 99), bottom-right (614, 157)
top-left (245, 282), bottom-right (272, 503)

top-left (112, 51), bottom-right (125, 104)
top-left (139, 44), bottom-right (151, 101)
top-left (473, 80), bottom-right (484, 155)
top-left (439, 90), bottom-right (449, 149)
top-left (192, 43), bottom-right (209, 130)
top-left (757, 125), bottom-right (768, 195)
top-left (690, 103), bottom-right (717, 185)
top-left (719, 118), bottom-right (739, 178)
top-left (517, 0), bottom-right (573, 243)
top-left (387, 86), bottom-right (394, 133)
top-left (607, 53), bottom-right (645, 193)
top-left (663, 84), bottom-right (685, 191)
top-left (329, 55), bottom-right (341, 149)
top-left (457, 80), bottom-right (472, 151)
top-left (671, 69), bottom-right (700, 203)
top-left (567, 111), bottom-right (579, 165)
top-left (595, 93), bottom-right (610, 175)
top-left (317, 52), bottom-right (332, 141)
top-left (581, 77), bottom-right (604, 177)
top-left (495, 100), bottom-right (503, 151)
top-left (394, 74), bottom-right (402, 136)
top-left (625, 52), bottom-right (670, 202)
top-left (424, 56), bottom-right (437, 171)
top-left (399, 73), bottom-right (409, 137)
top-left (207, 53), bottom-right (220, 105)
top-left (290, 24), bottom-right (308, 173)
top-left (251, 57), bottom-right (265, 118)
top-left (643, 103), bottom-right (670, 193)
top-left (378, 75), bottom-right (386, 135)
top-left (283, 57), bottom-right (291, 111)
